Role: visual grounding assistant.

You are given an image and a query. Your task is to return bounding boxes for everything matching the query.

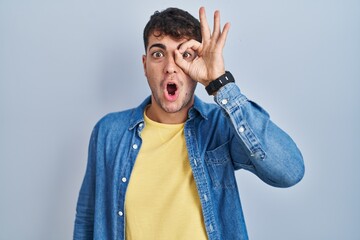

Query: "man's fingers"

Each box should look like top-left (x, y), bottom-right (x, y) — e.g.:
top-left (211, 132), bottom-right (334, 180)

top-left (212, 10), bottom-right (221, 41)
top-left (199, 8), bottom-right (230, 51)
top-left (178, 39), bottom-right (201, 53)
top-left (217, 22), bottom-right (231, 50)
top-left (199, 7), bottom-right (211, 42)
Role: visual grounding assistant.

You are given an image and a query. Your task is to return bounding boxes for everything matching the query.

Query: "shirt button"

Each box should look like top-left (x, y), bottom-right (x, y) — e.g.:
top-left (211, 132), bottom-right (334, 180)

top-left (203, 194), bottom-right (208, 202)
top-left (209, 224), bottom-right (214, 232)
top-left (239, 126), bottom-right (245, 133)
top-left (132, 144), bottom-right (138, 150)
top-left (118, 211), bottom-right (123, 216)
top-left (139, 123), bottom-right (144, 128)
top-left (122, 177), bottom-right (127, 183)
top-left (221, 99), bottom-right (228, 105)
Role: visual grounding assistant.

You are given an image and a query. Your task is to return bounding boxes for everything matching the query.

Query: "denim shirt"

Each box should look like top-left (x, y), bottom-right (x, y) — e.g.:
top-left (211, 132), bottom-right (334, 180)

top-left (74, 83), bottom-right (305, 240)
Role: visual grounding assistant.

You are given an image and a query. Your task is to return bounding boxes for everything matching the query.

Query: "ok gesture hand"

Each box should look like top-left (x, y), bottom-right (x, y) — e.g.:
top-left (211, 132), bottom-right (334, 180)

top-left (175, 7), bottom-right (230, 86)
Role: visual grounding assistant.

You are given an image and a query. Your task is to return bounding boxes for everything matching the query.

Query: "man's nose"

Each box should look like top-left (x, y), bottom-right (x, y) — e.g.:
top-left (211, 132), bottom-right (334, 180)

top-left (164, 54), bottom-right (178, 74)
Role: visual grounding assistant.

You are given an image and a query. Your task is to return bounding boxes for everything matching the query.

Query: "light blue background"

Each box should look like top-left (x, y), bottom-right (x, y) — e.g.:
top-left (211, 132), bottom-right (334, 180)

top-left (1, 0), bottom-right (359, 239)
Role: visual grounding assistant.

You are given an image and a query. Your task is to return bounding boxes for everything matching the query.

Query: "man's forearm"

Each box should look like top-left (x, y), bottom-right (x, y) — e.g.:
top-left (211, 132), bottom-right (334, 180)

top-left (214, 82), bottom-right (305, 187)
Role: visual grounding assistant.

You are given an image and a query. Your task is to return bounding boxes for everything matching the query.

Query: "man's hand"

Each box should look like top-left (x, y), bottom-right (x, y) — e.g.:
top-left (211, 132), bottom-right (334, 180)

top-left (175, 7), bottom-right (230, 86)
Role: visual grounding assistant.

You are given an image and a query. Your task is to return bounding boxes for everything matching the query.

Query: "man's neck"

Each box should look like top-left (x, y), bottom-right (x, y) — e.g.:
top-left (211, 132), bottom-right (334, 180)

top-left (145, 104), bottom-right (190, 124)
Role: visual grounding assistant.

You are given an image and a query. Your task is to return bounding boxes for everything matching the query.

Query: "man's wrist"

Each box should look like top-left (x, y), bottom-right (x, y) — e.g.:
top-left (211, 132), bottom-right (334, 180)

top-left (205, 71), bottom-right (235, 95)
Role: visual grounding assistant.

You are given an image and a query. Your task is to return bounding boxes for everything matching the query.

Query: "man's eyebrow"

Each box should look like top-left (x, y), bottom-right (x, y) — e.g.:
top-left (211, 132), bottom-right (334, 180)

top-left (149, 43), bottom-right (166, 51)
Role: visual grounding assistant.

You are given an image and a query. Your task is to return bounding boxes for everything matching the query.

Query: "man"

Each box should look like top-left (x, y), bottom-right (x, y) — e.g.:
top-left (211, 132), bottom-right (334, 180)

top-left (74, 7), bottom-right (304, 240)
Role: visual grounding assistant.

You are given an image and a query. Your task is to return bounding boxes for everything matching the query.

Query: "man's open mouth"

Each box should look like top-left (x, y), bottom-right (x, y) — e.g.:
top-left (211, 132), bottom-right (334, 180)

top-left (167, 83), bottom-right (177, 96)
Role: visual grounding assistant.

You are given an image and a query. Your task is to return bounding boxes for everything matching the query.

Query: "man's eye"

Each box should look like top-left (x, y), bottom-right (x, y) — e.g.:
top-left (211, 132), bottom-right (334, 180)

top-left (182, 52), bottom-right (192, 59)
top-left (152, 51), bottom-right (164, 58)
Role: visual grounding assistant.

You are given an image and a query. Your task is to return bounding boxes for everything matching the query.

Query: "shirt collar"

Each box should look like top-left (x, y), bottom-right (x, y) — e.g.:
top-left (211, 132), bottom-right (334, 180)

top-left (128, 96), bottom-right (151, 130)
top-left (128, 95), bottom-right (210, 130)
top-left (189, 95), bottom-right (209, 120)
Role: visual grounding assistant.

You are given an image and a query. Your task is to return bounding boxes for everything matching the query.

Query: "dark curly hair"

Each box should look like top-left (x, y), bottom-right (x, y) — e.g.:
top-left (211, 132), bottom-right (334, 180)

top-left (143, 7), bottom-right (201, 51)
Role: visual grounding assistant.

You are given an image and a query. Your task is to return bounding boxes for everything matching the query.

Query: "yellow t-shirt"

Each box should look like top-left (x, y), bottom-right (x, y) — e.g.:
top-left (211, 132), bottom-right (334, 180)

top-left (125, 112), bottom-right (208, 240)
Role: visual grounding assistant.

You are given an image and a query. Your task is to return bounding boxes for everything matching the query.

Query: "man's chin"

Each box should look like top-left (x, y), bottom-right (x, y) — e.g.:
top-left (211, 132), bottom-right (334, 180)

top-left (160, 103), bottom-right (183, 114)
top-left (161, 98), bottom-right (194, 114)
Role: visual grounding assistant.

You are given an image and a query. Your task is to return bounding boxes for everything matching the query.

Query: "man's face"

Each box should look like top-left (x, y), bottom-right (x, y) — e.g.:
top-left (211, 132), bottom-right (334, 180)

top-left (142, 33), bottom-right (197, 116)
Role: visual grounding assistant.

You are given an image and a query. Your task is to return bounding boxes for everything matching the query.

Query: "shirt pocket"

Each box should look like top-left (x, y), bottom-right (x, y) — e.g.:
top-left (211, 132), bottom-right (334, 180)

top-left (205, 141), bottom-right (236, 189)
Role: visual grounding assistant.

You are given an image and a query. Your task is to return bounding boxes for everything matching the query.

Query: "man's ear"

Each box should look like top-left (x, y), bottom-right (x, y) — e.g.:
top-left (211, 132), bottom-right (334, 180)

top-left (142, 55), bottom-right (147, 77)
